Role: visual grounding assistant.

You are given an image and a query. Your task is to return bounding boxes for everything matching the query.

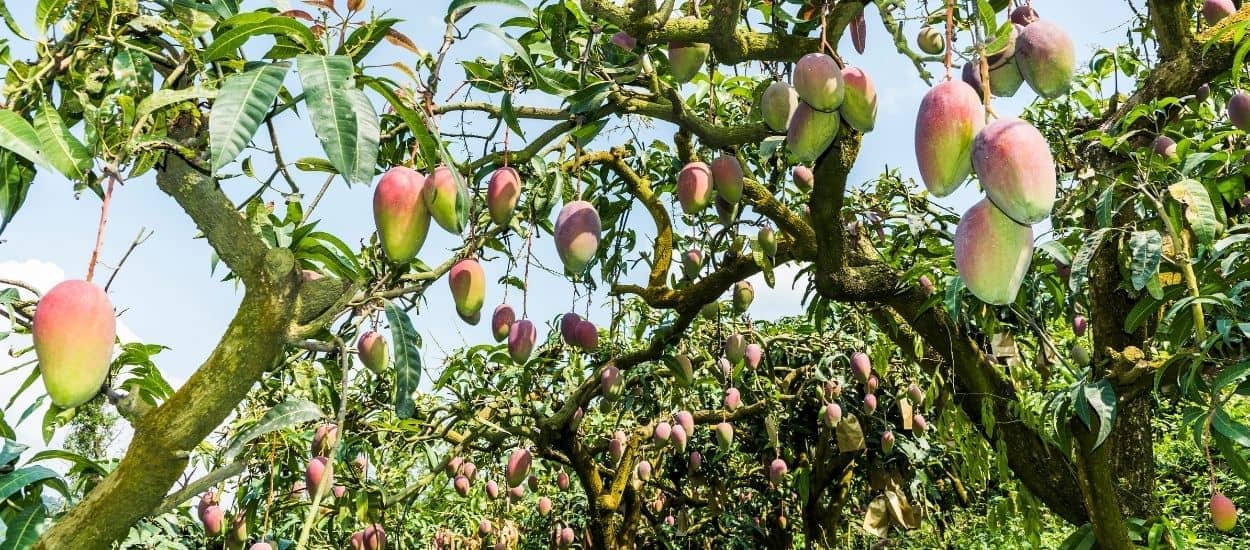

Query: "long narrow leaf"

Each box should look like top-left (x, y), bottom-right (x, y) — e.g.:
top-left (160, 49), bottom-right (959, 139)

top-left (0, 501), bottom-right (46, 550)
top-left (33, 102), bottom-right (90, 180)
top-left (223, 399), bottom-right (323, 461)
top-left (384, 300), bottom-right (422, 419)
top-left (296, 55), bottom-right (364, 184)
top-left (210, 62), bottom-right (290, 171)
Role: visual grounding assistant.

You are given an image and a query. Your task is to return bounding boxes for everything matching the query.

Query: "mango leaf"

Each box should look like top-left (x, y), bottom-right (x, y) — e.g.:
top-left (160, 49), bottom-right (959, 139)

top-left (0, 151), bottom-right (37, 235)
top-left (0, 465), bottom-right (58, 502)
top-left (363, 77), bottom-right (438, 167)
top-left (1168, 179), bottom-right (1222, 245)
top-left (1069, 228), bottom-right (1110, 294)
top-left (1127, 230), bottom-right (1161, 291)
top-left (385, 300), bottom-right (422, 419)
top-left (27, 449), bottom-right (107, 475)
top-left (0, 437), bottom-right (27, 466)
top-left (1213, 407), bottom-right (1250, 447)
top-left (466, 23), bottom-right (552, 91)
top-left (136, 85), bottom-right (217, 126)
top-left (336, 17), bottom-right (399, 63)
top-left (223, 398), bottom-right (323, 461)
top-left (0, 1), bottom-right (28, 40)
top-left (1214, 432), bottom-right (1250, 483)
top-left (296, 55), bottom-right (361, 183)
top-left (0, 111), bottom-right (47, 169)
top-left (35, 0), bottom-right (68, 38)
top-left (345, 87), bottom-right (379, 185)
top-left (0, 502), bottom-right (46, 550)
top-left (33, 102), bottom-right (90, 180)
top-left (203, 12), bottom-right (319, 61)
top-left (1083, 380), bottom-right (1116, 449)
top-left (210, 62), bottom-right (290, 171)
top-left (446, 0), bottom-right (531, 21)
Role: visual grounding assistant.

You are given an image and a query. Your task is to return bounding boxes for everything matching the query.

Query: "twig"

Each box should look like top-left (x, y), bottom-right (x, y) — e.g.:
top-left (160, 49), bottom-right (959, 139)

top-left (86, 169), bottom-right (121, 283)
top-left (104, 228), bottom-right (154, 292)
top-left (0, 278), bottom-right (42, 298)
top-left (267, 118), bottom-right (300, 194)
top-left (304, 175), bottom-right (336, 218)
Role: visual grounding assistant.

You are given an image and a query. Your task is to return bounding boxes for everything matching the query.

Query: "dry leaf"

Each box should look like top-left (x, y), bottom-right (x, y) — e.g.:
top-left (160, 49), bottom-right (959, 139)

top-left (837, 414), bottom-right (866, 453)
top-left (305, 0), bottom-right (337, 14)
top-left (280, 9), bottom-right (314, 21)
top-left (900, 398), bottom-right (913, 430)
top-left (862, 495), bottom-right (890, 537)
top-left (348, 0), bottom-right (365, 11)
top-left (850, 9), bottom-right (867, 54)
top-left (885, 488), bottom-right (921, 529)
top-left (991, 332), bottom-right (1018, 360)
top-left (386, 28), bottom-right (421, 55)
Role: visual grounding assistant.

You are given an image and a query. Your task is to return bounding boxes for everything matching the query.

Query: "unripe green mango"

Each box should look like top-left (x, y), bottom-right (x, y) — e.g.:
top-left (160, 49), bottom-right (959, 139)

top-left (422, 165), bottom-right (463, 234)
top-left (448, 259), bottom-right (486, 324)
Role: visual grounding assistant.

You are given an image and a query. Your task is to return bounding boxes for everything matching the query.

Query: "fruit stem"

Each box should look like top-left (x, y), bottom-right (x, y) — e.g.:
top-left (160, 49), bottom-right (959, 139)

top-left (944, 0), bottom-right (954, 80)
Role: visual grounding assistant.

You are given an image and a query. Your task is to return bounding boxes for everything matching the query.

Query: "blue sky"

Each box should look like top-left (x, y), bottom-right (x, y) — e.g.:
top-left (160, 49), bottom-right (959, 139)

top-left (0, 1), bottom-right (1135, 452)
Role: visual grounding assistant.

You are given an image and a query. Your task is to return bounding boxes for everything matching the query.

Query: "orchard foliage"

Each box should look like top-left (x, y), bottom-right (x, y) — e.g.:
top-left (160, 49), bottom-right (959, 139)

top-left (0, 0), bottom-right (1249, 549)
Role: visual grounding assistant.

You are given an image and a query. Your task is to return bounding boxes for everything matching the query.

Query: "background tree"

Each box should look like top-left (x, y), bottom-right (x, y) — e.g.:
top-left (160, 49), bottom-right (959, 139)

top-left (0, 0), bottom-right (1248, 549)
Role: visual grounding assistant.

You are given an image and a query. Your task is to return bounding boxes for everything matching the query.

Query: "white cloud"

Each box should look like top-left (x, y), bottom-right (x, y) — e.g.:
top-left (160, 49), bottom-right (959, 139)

top-left (745, 261), bottom-right (810, 320)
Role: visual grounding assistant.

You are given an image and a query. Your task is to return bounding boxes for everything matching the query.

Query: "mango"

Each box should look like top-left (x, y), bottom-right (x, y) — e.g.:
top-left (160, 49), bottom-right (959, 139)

top-left (715, 196), bottom-right (736, 226)
top-left (558, 527), bottom-right (575, 548)
top-left (1230, 92), bottom-right (1250, 132)
top-left (422, 165), bottom-right (463, 234)
top-left (758, 226), bottom-right (777, 257)
top-left (600, 365), bottom-right (620, 397)
top-left (609, 430), bottom-right (627, 460)
top-left (715, 422), bottom-right (734, 451)
top-left (745, 343), bottom-right (763, 369)
top-left (822, 402), bottom-right (842, 427)
top-left (454, 475), bottom-right (470, 496)
top-left (538, 496), bottom-right (553, 515)
top-left (963, 59), bottom-right (1023, 98)
top-left (917, 27), bottom-right (945, 55)
top-left (913, 414), bottom-right (928, 433)
top-left (487, 166), bottom-right (521, 227)
top-left (668, 354), bottom-right (694, 386)
top-left (448, 259), bottom-right (485, 324)
top-left (681, 249), bottom-right (703, 279)
top-left (762, 81), bottom-right (799, 132)
top-left (851, 352), bottom-right (871, 381)
top-left (637, 460), bottom-right (652, 481)
top-left (557, 471), bottom-right (570, 490)
top-left (724, 387), bottom-right (742, 410)
top-left (306, 456), bottom-right (333, 498)
top-left (915, 81), bottom-right (984, 196)
top-left (863, 393), bottom-right (877, 413)
top-left (954, 199), bottom-right (1034, 305)
top-left (505, 448), bottom-right (531, 487)
top-left (611, 32), bottom-right (637, 50)
top-left (1011, 5), bottom-right (1039, 25)
top-left (574, 319), bottom-right (598, 352)
top-left (787, 102), bottom-right (841, 162)
top-left (733, 280), bottom-right (754, 313)
top-left (677, 162), bottom-right (714, 214)
top-left (486, 480), bottom-right (500, 499)
top-left (725, 334), bottom-right (746, 364)
top-left (881, 430), bottom-right (895, 454)
top-left (769, 458), bottom-right (788, 484)
top-left (372, 167), bottom-right (430, 262)
top-left (794, 53), bottom-right (845, 111)
top-left (357, 331), bottom-right (388, 374)
top-left (363, 525), bottom-right (387, 550)
top-left (555, 200), bottom-right (602, 273)
top-left (972, 117), bottom-right (1056, 224)
top-left (840, 67), bottom-right (878, 132)
top-left (654, 421), bottom-right (672, 446)
top-left (1204, 0), bottom-right (1236, 25)
top-left (1153, 136), bottom-right (1178, 161)
top-left (689, 451), bottom-right (703, 471)
top-left (33, 280), bottom-right (116, 408)
top-left (491, 304), bottom-right (515, 342)
top-left (507, 319), bottom-right (536, 363)
top-left (908, 383), bottom-right (924, 405)
top-left (671, 423), bottom-right (688, 451)
top-left (312, 423), bottom-right (338, 456)
top-left (710, 155), bottom-right (745, 204)
top-left (668, 41), bottom-right (709, 83)
top-left (1016, 20), bottom-right (1075, 98)
top-left (793, 165), bottom-right (814, 191)
top-left (201, 505), bottom-right (225, 536)
top-left (1211, 493), bottom-right (1238, 531)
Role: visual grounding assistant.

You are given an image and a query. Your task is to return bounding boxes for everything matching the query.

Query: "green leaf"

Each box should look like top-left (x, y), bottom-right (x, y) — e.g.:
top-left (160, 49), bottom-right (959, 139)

top-left (1214, 432), bottom-right (1250, 483)
top-left (1213, 361), bottom-right (1250, 392)
top-left (1168, 179), bottom-right (1223, 245)
top-left (0, 111), bottom-right (47, 169)
top-left (466, 23), bottom-right (552, 91)
top-left (210, 62), bottom-right (290, 171)
top-left (0, 437), bottom-right (28, 466)
top-left (0, 1), bottom-right (29, 39)
top-left (385, 300), bottom-right (422, 419)
top-left (1213, 408), bottom-right (1250, 447)
top-left (203, 12), bottom-right (319, 61)
top-left (345, 88), bottom-right (379, 185)
top-left (0, 465), bottom-right (58, 502)
top-left (364, 77), bottom-right (438, 167)
top-left (0, 501), bottom-right (46, 550)
top-left (33, 102), bottom-right (90, 180)
top-left (296, 54), bottom-right (360, 183)
top-left (27, 449), bottom-right (107, 475)
top-left (336, 18), bottom-right (399, 63)
top-left (1127, 230), bottom-right (1162, 291)
top-left (1083, 380), bottom-right (1116, 449)
top-left (1069, 228), bottom-right (1110, 294)
top-left (500, 93), bottom-right (526, 139)
top-left (223, 398), bottom-right (323, 461)
top-left (0, 151), bottom-right (36, 235)
top-left (446, 0), bottom-right (532, 22)
top-left (35, 0), bottom-right (68, 38)
top-left (135, 86), bottom-right (217, 126)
